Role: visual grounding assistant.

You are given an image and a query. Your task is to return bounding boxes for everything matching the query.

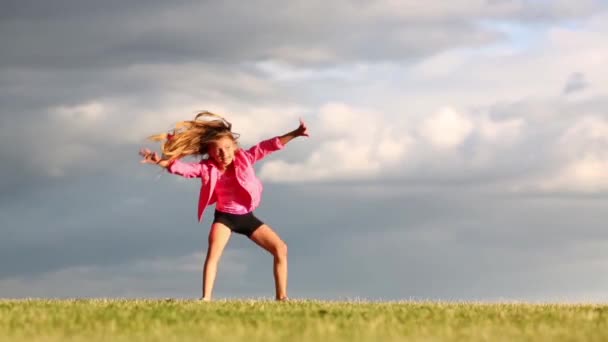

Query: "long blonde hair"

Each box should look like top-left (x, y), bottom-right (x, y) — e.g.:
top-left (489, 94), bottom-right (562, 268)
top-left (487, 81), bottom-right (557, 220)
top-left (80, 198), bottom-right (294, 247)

top-left (148, 111), bottom-right (240, 162)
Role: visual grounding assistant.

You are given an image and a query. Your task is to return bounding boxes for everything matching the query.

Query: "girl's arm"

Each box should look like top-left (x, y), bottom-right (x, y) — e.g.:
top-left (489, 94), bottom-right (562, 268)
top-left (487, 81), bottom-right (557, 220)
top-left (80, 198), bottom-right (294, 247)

top-left (139, 148), bottom-right (167, 167)
top-left (139, 148), bottom-right (204, 178)
top-left (244, 119), bottom-right (309, 163)
top-left (279, 118), bottom-right (309, 145)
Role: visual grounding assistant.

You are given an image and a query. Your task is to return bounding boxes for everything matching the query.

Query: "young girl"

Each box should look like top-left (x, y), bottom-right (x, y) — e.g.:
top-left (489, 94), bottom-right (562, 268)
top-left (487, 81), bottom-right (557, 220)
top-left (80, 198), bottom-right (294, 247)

top-left (139, 111), bottom-right (308, 301)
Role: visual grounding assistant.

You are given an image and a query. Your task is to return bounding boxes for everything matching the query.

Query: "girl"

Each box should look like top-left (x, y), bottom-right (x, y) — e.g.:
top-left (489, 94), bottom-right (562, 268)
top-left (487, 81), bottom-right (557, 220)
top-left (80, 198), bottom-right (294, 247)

top-left (139, 111), bottom-right (308, 301)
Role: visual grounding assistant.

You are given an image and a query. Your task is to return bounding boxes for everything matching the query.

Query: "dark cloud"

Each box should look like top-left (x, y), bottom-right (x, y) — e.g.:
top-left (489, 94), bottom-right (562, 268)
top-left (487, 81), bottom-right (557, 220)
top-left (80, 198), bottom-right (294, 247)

top-left (2, 180), bottom-right (608, 300)
top-left (3, 0), bottom-right (603, 70)
top-left (0, 0), bottom-right (184, 20)
top-left (278, 187), bottom-right (608, 300)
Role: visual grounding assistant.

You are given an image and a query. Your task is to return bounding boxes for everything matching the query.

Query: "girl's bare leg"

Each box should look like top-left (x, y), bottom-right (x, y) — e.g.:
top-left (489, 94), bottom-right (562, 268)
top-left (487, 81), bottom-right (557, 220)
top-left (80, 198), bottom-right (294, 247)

top-left (249, 224), bottom-right (288, 300)
top-left (202, 223), bottom-right (232, 300)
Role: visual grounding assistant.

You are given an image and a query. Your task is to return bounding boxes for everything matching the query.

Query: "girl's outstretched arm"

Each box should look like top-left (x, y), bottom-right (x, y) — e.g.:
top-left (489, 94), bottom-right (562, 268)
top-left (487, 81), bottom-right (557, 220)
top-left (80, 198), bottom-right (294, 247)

top-left (139, 148), bottom-right (204, 178)
top-left (139, 148), bottom-right (170, 168)
top-left (243, 119), bottom-right (309, 164)
top-left (279, 118), bottom-right (309, 145)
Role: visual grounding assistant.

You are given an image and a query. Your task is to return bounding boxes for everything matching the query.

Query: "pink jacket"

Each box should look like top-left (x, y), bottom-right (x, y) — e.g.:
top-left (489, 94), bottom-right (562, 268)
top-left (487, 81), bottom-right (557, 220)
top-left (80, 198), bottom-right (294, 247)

top-left (166, 136), bottom-right (285, 222)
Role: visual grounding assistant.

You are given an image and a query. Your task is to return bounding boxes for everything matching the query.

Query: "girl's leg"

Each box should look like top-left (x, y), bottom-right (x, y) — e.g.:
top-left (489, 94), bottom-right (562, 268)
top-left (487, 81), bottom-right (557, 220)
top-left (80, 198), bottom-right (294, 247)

top-left (202, 223), bottom-right (232, 300)
top-left (249, 224), bottom-right (288, 300)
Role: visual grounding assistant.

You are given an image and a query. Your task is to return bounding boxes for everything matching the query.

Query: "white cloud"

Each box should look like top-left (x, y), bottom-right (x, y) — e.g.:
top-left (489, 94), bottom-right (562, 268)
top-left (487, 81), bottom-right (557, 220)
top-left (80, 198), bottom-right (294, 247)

top-left (377, 131), bottom-right (409, 163)
top-left (261, 138), bottom-right (385, 182)
top-left (419, 107), bottom-right (474, 149)
top-left (260, 102), bottom-right (412, 182)
top-left (560, 116), bottom-right (608, 148)
top-left (478, 115), bottom-right (525, 144)
top-left (534, 116), bottom-right (608, 192)
top-left (346, 0), bottom-right (601, 22)
top-left (52, 101), bottom-right (106, 122)
top-left (228, 107), bottom-right (304, 146)
top-left (410, 50), bottom-right (471, 78)
top-left (317, 102), bottom-right (379, 137)
top-left (380, 13), bottom-right (608, 118)
top-left (539, 155), bottom-right (608, 193)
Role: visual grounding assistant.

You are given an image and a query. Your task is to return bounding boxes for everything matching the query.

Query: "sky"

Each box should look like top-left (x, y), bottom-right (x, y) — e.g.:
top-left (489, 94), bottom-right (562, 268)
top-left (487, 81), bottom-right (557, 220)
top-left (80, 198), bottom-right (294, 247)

top-left (1, 0), bottom-right (608, 302)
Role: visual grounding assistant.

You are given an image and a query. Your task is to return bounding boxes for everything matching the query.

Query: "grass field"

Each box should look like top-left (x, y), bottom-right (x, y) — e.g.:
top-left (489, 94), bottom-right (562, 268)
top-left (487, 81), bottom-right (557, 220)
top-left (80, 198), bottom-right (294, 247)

top-left (1, 299), bottom-right (607, 341)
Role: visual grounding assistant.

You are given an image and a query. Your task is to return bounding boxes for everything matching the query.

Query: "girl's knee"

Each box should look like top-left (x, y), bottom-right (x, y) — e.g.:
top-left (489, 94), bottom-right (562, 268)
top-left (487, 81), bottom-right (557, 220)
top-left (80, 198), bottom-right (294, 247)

top-left (274, 241), bottom-right (288, 259)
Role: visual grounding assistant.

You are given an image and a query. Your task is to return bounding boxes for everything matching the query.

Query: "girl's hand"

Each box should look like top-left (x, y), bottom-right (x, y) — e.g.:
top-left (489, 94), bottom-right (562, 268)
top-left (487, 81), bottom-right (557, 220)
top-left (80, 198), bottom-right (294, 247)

top-left (279, 119), bottom-right (310, 145)
top-left (295, 118), bottom-right (309, 137)
top-left (139, 148), bottom-right (161, 164)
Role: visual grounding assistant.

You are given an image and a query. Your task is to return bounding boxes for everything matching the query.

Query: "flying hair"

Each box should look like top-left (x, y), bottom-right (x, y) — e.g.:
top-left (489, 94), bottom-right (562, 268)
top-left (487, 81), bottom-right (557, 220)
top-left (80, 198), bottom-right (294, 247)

top-left (148, 111), bottom-right (240, 162)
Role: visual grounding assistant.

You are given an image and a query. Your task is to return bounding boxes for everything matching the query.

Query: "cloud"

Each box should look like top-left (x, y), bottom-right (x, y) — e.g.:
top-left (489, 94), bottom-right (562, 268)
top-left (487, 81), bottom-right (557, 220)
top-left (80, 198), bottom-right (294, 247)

top-left (4, 181), bottom-right (608, 301)
top-left (260, 102), bottom-right (412, 182)
top-left (0, 61), bottom-right (303, 190)
top-left (2, 0), bottom-right (605, 70)
top-left (2, 2), bottom-right (607, 192)
top-left (540, 156), bottom-right (608, 193)
top-left (478, 115), bottom-right (524, 144)
top-left (563, 72), bottom-right (589, 95)
top-left (533, 116), bottom-right (608, 193)
top-left (260, 103), bottom-right (530, 184)
top-left (419, 107), bottom-right (474, 149)
top-left (0, 250), bottom-right (248, 298)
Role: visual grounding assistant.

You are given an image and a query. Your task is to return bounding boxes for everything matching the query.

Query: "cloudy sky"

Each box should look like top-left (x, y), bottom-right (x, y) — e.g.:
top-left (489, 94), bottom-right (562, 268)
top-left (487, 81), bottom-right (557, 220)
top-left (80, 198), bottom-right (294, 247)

top-left (2, 0), bottom-right (608, 302)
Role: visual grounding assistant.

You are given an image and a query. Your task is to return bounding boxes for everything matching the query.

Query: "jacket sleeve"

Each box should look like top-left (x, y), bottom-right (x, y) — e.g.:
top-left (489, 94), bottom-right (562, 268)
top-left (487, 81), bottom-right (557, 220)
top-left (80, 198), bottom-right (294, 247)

top-left (166, 159), bottom-right (207, 178)
top-left (242, 136), bottom-right (285, 164)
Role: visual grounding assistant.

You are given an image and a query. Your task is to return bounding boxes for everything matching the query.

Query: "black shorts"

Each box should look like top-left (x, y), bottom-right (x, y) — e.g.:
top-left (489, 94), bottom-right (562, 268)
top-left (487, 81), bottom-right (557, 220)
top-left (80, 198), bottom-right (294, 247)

top-left (213, 210), bottom-right (264, 237)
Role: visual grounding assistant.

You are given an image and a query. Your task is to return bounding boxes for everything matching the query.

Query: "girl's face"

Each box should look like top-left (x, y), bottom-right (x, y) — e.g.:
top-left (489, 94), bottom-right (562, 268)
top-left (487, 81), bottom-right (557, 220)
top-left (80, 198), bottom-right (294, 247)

top-left (209, 136), bottom-right (236, 168)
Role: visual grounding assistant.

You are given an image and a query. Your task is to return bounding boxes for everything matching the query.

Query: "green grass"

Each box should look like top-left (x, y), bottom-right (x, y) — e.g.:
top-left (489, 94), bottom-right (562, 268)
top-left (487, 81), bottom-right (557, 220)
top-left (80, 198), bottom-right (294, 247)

top-left (1, 299), bottom-right (607, 341)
